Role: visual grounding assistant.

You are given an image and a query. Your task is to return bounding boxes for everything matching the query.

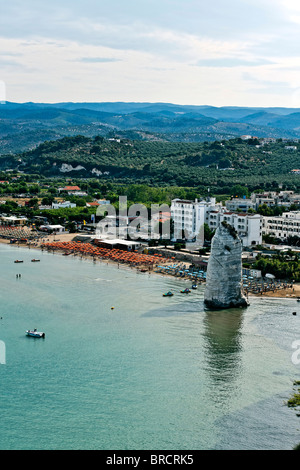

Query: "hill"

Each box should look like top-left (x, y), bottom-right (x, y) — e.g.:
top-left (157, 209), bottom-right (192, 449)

top-left (1, 101), bottom-right (300, 154)
top-left (1, 135), bottom-right (300, 190)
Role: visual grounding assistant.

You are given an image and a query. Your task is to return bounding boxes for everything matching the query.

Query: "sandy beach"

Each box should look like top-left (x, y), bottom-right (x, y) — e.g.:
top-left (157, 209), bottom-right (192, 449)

top-left (1, 233), bottom-right (300, 299)
top-left (250, 284), bottom-right (300, 299)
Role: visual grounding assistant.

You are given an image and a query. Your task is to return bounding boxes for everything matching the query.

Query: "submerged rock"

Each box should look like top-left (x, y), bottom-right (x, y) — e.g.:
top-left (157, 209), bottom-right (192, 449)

top-left (204, 222), bottom-right (249, 309)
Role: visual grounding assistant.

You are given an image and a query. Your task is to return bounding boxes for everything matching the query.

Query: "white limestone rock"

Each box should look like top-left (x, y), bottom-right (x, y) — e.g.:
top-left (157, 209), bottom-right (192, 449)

top-left (204, 222), bottom-right (249, 309)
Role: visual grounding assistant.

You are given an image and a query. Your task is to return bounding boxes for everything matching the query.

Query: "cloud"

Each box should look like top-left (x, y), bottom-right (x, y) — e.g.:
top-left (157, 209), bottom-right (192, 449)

top-left (0, 0), bottom-right (299, 106)
top-left (194, 58), bottom-right (274, 68)
top-left (76, 57), bottom-right (121, 63)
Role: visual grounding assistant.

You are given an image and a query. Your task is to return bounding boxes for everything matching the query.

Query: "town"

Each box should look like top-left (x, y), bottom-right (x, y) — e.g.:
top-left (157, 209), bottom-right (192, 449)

top-left (2, 171), bottom-right (300, 284)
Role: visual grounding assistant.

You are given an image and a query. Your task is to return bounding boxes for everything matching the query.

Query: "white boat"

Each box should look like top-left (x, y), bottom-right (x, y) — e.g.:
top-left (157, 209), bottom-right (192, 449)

top-left (26, 329), bottom-right (45, 338)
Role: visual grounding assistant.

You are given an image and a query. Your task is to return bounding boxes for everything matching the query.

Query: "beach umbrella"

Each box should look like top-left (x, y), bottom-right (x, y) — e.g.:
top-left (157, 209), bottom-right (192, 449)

top-left (265, 273), bottom-right (275, 279)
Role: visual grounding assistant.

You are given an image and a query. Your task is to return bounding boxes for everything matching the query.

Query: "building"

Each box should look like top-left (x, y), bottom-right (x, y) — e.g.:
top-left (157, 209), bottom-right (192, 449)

top-left (94, 238), bottom-right (142, 252)
top-left (285, 146), bottom-right (297, 151)
top-left (251, 191), bottom-right (300, 209)
top-left (207, 211), bottom-right (262, 247)
top-left (52, 201), bottom-right (76, 209)
top-left (171, 198), bottom-right (221, 242)
top-left (171, 197), bottom-right (262, 247)
top-left (262, 211), bottom-right (300, 240)
top-left (39, 225), bottom-right (66, 233)
top-left (0, 216), bottom-right (28, 226)
top-left (225, 197), bottom-right (256, 212)
top-left (58, 186), bottom-right (81, 194)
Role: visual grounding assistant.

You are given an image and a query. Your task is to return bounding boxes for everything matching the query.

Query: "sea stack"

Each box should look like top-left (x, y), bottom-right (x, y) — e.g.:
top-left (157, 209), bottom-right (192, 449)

top-left (204, 221), bottom-right (249, 309)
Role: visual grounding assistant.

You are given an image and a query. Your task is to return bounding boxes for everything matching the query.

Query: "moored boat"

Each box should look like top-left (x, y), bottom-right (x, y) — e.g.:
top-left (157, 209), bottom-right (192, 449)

top-left (192, 284), bottom-right (198, 289)
top-left (163, 291), bottom-right (174, 297)
top-left (31, 259), bottom-right (40, 262)
top-left (180, 288), bottom-right (191, 294)
top-left (14, 260), bottom-right (23, 263)
top-left (26, 329), bottom-right (45, 338)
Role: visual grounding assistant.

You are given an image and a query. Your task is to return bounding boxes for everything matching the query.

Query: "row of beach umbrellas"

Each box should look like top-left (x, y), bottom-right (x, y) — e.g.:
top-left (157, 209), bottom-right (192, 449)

top-left (41, 241), bottom-right (169, 267)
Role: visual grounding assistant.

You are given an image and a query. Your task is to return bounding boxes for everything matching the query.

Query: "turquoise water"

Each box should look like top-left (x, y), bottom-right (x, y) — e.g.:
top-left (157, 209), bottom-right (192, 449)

top-left (0, 243), bottom-right (299, 450)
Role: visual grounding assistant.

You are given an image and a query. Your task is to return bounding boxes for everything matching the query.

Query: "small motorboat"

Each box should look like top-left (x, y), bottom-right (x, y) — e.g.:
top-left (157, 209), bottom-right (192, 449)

top-left (14, 260), bottom-right (23, 264)
top-left (192, 284), bottom-right (198, 289)
top-left (26, 329), bottom-right (45, 338)
top-left (31, 259), bottom-right (40, 262)
top-left (180, 288), bottom-right (191, 294)
top-left (163, 291), bottom-right (174, 297)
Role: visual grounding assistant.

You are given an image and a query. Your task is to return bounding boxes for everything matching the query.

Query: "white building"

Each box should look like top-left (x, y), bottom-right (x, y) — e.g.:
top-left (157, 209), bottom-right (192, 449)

top-left (52, 201), bottom-right (76, 210)
top-left (39, 225), bottom-right (66, 233)
top-left (251, 191), bottom-right (300, 209)
top-left (262, 211), bottom-right (300, 239)
top-left (207, 211), bottom-right (262, 247)
top-left (225, 198), bottom-right (256, 212)
top-left (171, 197), bottom-right (262, 247)
top-left (171, 198), bottom-right (221, 242)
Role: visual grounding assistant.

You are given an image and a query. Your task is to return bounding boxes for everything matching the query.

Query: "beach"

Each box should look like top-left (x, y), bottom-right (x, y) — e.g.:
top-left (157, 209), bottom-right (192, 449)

top-left (1, 232), bottom-right (300, 298)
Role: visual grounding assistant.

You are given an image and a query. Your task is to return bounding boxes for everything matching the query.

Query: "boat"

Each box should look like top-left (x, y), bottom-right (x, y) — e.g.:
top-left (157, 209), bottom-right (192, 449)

top-left (26, 329), bottom-right (45, 338)
top-left (14, 260), bottom-right (23, 264)
top-left (31, 259), bottom-right (40, 262)
top-left (163, 291), bottom-right (174, 297)
top-left (180, 288), bottom-right (191, 294)
top-left (192, 284), bottom-right (198, 289)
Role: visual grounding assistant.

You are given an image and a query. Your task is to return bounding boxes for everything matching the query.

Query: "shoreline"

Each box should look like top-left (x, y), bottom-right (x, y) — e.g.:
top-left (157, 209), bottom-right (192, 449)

top-left (1, 234), bottom-right (300, 298)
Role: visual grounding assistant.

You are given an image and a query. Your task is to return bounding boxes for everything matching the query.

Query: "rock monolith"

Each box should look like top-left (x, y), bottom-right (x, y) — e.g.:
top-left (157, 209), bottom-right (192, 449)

top-left (204, 221), bottom-right (249, 309)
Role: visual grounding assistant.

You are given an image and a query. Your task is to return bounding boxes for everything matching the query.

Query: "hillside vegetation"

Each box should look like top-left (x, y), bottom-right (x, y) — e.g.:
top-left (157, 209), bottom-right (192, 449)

top-left (1, 135), bottom-right (300, 190)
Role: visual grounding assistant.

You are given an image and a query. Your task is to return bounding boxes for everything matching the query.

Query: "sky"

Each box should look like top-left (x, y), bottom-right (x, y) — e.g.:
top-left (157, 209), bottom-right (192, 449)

top-left (0, 0), bottom-right (300, 107)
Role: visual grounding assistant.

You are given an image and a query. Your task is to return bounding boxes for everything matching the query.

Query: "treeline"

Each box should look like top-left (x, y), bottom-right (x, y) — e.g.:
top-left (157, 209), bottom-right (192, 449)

top-left (252, 251), bottom-right (300, 281)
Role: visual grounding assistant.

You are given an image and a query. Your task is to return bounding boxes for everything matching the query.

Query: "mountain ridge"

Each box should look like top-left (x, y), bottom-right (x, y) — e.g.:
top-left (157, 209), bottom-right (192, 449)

top-left (1, 101), bottom-right (300, 154)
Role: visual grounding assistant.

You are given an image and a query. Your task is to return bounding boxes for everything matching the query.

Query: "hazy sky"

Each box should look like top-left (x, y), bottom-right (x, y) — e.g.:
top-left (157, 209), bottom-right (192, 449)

top-left (1, 0), bottom-right (300, 106)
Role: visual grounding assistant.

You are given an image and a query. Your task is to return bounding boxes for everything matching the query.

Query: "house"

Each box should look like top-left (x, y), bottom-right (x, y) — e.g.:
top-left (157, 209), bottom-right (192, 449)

top-left (86, 201), bottom-right (100, 208)
top-left (58, 186), bottom-right (81, 194)
top-left (52, 201), bottom-right (76, 209)
top-left (285, 146), bottom-right (297, 151)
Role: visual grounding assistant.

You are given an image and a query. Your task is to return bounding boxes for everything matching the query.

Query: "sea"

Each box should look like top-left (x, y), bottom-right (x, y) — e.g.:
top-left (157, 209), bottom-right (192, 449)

top-left (0, 243), bottom-right (299, 450)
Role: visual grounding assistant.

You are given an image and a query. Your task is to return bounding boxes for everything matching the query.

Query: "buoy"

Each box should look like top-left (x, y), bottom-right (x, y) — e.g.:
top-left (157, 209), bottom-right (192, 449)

top-left (111, 307), bottom-right (115, 310)
top-left (292, 312), bottom-right (297, 316)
